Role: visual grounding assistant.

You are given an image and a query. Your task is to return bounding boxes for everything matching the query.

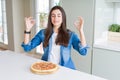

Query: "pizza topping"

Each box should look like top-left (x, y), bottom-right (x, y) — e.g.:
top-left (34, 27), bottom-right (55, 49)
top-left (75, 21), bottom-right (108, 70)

top-left (30, 61), bottom-right (59, 74)
top-left (32, 62), bottom-right (56, 70)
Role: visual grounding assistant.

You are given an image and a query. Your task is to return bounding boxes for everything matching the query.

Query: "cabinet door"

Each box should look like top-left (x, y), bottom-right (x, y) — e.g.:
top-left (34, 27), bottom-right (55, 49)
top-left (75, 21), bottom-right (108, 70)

top-left (92, 48), bottom-right (120, 80)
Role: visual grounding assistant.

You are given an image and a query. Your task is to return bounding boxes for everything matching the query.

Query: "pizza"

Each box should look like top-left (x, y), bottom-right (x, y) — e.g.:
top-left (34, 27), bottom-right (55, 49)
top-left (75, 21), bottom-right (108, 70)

top-left (30, 61), bottom-right (59, 74)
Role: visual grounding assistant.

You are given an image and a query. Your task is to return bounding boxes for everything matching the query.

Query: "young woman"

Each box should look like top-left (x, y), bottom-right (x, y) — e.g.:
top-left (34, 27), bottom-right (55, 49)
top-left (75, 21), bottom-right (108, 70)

top-left (22, 6), bottom-right (88, 69)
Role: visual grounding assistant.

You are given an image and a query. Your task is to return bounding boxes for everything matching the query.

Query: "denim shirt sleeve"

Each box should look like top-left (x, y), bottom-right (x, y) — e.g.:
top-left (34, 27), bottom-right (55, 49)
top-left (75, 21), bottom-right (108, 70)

top-left (21, 29), bottom-right (44, 52)
top-left (71, 32), bottom-right (89, 55)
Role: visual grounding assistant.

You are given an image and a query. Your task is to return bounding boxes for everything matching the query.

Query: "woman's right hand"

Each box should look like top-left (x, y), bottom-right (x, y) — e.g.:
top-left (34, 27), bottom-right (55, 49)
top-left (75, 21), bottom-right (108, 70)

top-left (25, 17), bottom-right (35, 31)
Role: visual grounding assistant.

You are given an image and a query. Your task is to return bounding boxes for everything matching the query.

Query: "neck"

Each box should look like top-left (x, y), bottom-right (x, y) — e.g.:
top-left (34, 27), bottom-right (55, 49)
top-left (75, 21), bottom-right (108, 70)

top-left (53, 26), bottom-right (59, 33)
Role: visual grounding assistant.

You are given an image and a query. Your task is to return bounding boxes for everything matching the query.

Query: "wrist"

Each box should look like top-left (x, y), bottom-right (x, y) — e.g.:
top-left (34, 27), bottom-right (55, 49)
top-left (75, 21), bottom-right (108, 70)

top-left (25, 29), bottom-right (31, 32)
top-left (79, 29), bottom-right (83, 33)
top-left (24, 30), bottom-right (31, 34)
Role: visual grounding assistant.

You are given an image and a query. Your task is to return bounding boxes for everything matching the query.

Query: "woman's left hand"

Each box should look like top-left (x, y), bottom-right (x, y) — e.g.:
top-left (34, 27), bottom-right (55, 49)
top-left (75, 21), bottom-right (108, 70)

top-left (74, 16), bottom-right (86, 47)
top-left (74, 16), bottom-right (84, 31)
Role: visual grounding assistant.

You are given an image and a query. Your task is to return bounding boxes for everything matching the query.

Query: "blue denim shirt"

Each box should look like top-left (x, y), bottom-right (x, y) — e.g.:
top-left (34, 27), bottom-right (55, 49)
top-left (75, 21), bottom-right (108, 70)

top-left (21, 29), bottom-right (88, 69)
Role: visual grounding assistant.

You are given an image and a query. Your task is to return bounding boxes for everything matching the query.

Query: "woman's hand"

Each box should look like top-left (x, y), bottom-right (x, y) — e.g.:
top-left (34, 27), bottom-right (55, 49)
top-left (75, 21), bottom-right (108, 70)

top-left (74, 16), bottom-right (84, 31)
top-left (74, 16), bottom-right (86, 47)
top-left (25, 17), bottom-right (35, 31)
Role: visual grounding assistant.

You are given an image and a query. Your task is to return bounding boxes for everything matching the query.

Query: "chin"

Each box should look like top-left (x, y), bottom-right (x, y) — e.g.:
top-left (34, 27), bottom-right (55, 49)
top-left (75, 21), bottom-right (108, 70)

top-left (54, 24), bottom-right (61, 28)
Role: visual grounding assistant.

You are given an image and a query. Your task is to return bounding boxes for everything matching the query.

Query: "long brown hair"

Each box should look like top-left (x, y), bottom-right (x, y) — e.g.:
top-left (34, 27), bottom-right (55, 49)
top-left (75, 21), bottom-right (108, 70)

top-left (43, 6), bottom-right (70, 47)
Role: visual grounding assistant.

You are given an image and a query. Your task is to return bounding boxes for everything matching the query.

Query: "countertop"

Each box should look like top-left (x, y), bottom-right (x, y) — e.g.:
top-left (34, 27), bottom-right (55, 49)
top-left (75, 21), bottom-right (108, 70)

top-left (94, 40), bottom-right (120, 52)
top-left (0, 50), bottom-right (107, 80)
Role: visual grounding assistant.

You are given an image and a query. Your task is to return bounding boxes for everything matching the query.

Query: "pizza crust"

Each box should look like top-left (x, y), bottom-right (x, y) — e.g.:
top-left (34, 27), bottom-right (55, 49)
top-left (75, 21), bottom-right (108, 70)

top-left (30, 61), bottom-right (59, 74)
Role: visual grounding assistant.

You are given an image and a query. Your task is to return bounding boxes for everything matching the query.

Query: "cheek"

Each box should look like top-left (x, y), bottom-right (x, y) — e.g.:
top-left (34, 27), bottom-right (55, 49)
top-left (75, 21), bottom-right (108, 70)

top-left (60, 18), bottom-right (62, 23)
top-left (51, 18), bottom-right (54, 23)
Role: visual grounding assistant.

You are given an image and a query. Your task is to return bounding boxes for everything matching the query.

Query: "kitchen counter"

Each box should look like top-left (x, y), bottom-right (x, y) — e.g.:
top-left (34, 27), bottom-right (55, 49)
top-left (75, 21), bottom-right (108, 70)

top-left (94, 40), bottom-right (120, 52)
top-left (0, 50), bottom-right (107, 80)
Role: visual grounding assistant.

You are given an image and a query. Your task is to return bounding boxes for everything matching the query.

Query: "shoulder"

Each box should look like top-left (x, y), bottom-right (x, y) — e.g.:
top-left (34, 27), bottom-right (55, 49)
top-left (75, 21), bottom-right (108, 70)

top-left (37, 29), bottom-right (45, 35)
top-left (34, 29), bottom-right (46, 38)
top-left (67, 29), bottom-right (77, 37)
top-left (67, 30), bottom-right (80, 42)
top-left (39, 29), bottom-right (45, 33)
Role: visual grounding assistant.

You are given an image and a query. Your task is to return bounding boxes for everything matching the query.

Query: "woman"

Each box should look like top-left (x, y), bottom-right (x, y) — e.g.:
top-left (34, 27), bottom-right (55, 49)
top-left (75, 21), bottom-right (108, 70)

top-left (22, 6), bottom-right (88, 69)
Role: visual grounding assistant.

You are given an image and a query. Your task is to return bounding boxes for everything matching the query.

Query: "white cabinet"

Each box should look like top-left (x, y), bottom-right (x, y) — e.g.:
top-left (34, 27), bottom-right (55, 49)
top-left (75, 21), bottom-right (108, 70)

top-left (92, 0), bottom-right (120, 80)
top-left (92, 48), bottom-right (120, 80)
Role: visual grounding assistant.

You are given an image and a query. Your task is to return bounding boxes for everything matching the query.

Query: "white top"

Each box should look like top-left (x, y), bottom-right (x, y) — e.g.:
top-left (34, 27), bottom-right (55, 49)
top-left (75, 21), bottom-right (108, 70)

top-left (0, 50), bottom-right (108, 80)
top-left (48, 32), bottom-right (60, 64)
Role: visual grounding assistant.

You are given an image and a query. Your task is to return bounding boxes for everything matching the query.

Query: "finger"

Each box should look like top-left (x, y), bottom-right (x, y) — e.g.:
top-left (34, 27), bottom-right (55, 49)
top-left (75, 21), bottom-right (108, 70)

top-left (31, 20), bottom-right (36, 24)
top-left (24, 17), bottom-right (28, 21)
top-left (80, 17), bottom-right (84, 22)
top-left (28, 17), bottom-right (34, 20)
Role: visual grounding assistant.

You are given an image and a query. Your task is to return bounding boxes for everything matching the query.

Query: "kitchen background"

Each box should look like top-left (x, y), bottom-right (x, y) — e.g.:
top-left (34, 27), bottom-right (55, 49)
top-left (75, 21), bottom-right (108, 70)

top-left (0, 0), bottom-right (120, 80)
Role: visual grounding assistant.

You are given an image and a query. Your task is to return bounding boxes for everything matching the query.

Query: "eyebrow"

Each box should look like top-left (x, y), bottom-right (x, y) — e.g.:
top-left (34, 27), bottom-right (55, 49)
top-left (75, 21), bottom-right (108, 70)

top-left (51, 13), bottom-right (61, 16)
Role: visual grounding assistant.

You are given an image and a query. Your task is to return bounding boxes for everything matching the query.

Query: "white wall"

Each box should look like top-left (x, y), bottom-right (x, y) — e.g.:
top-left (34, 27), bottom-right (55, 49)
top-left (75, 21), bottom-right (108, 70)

top-left (6, 0), bottom-right (26, 53)
top-left (6, 0), bottom-right (25, 52)
top-left (61, 0), bottom-right (95, 73)
top-left (114, 3), bottom-right (120, 24)
top-left (6, 0), bottom-right (14, 51)
top-left (94, 0), bottom-right (114, 42)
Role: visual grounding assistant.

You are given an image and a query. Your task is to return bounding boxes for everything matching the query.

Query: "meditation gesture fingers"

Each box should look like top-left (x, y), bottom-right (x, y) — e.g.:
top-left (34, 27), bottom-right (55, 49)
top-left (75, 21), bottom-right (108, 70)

top-left (74, 16), bottom-right (84, 31)
top-left (25, 17), bottom-right (35, 31)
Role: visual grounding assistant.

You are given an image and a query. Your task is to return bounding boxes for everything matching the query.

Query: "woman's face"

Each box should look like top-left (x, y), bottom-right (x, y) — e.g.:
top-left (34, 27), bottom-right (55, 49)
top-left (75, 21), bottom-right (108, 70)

top-left (51, 9), bottom-right (62, 28)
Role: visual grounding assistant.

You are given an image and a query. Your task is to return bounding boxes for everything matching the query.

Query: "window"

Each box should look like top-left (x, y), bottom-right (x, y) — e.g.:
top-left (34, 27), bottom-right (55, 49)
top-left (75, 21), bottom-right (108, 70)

top-left (35, 0), bottom-right (60, 54)
top-left (0, 0), bottom-right (8, 47)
